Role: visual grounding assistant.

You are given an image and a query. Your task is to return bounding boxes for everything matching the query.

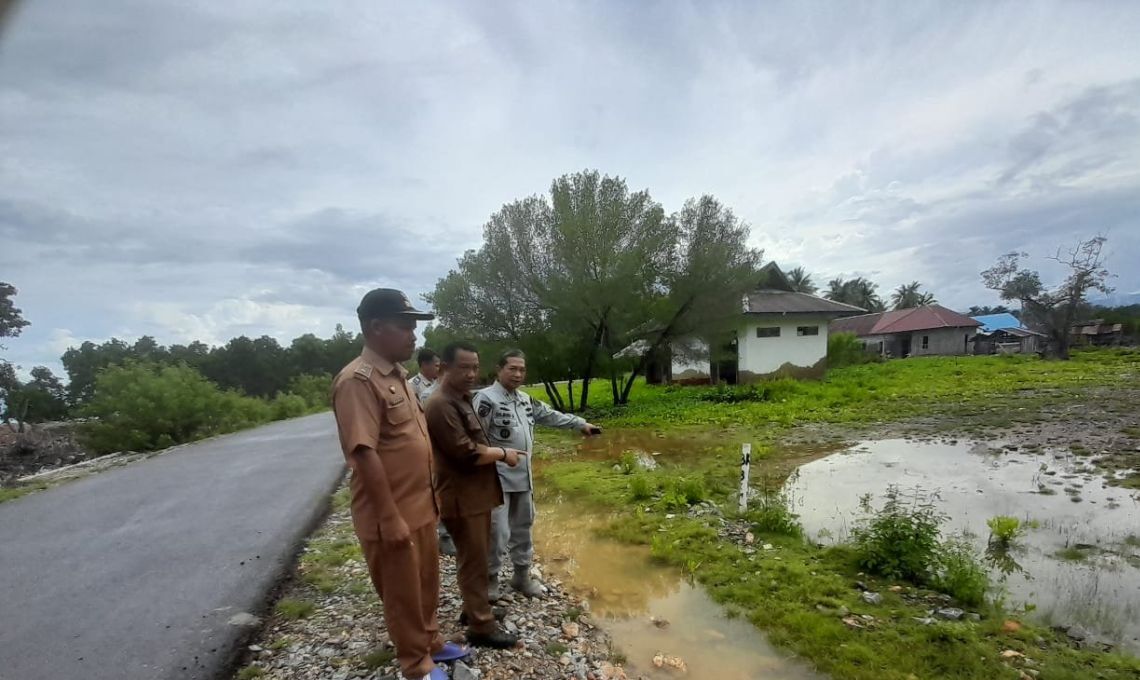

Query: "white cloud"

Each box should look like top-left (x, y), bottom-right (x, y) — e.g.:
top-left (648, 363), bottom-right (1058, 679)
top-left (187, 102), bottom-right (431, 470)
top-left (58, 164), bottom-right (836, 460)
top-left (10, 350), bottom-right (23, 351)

top-left (1, 0), bottom-right (1139, 373)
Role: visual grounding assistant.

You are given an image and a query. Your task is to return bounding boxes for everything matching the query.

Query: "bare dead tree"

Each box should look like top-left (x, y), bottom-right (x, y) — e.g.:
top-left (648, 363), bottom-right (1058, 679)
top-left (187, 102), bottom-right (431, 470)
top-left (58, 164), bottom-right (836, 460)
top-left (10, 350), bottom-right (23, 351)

top-left (981, 236), bottom-right (1113, 359)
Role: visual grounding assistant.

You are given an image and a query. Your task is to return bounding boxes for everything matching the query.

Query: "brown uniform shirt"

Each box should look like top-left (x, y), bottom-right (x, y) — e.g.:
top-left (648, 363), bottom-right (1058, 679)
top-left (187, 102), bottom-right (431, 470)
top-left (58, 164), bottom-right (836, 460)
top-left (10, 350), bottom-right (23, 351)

top-left (331, 347), bottom-right (437, 540)
top-left (424, 385), bottom-right (504, 519)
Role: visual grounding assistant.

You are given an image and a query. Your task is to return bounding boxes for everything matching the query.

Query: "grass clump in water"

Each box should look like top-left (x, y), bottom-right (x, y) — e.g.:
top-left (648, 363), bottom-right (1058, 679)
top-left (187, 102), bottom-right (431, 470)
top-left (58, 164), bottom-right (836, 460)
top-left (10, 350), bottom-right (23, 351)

top-left (986, 515), bottom-right (1024, 547)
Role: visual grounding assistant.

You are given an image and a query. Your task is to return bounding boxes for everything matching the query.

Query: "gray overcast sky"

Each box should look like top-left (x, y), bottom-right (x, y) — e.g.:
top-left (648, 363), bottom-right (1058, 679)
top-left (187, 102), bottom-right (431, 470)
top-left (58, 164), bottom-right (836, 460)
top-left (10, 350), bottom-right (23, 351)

top-left (2, 1), bottom-right (1139, 377)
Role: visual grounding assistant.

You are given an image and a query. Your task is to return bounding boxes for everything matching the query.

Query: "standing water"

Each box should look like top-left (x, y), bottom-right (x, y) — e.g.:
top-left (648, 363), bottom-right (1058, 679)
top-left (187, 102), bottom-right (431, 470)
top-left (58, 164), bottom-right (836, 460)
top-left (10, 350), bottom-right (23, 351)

top-left (533, 494), bottom-right (821, 679)
top-left (784, 439), bottom-right (1140, 653)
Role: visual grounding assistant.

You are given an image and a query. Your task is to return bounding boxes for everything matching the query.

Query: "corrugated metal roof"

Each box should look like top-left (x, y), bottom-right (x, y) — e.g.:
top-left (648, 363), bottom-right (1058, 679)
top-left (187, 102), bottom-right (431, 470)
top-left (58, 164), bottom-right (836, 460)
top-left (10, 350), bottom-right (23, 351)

top-left (972, 313), bottom-right (1024, 333)
top-left (745, 290), bottom-right (866, 315)
top-left (830, 305), bottom-right (980, 336)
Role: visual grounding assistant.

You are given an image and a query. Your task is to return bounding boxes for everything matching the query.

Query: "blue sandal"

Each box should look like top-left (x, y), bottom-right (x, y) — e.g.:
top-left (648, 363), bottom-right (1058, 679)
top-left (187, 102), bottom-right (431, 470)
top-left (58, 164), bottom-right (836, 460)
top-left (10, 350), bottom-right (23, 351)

top-left (431, 641), bottom-right (471, 663)
top-left (429, 666), bottom-right (450, 680)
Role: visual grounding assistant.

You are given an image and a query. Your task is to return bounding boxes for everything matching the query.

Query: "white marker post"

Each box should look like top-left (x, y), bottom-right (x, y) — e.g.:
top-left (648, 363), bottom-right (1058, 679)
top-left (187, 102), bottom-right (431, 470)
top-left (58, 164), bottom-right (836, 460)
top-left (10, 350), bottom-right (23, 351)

top-left (738, 443), bottom-right (752, 513)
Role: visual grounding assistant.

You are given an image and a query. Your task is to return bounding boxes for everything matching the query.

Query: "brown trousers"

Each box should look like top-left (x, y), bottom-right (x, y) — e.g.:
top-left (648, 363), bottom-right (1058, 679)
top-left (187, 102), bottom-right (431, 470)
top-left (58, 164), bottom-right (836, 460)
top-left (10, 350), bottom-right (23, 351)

top-left (441, 512), bottom-right (496, 635)
top-left (360, 522), bottom-right (444, 679)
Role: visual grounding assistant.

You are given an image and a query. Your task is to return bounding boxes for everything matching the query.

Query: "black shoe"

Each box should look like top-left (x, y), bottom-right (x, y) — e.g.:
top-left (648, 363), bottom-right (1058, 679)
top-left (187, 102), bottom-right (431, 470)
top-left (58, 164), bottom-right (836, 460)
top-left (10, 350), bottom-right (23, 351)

top-left (458, 606), bottom-right (506, 626)
top-left (467, 627), bottom-right (518, 649)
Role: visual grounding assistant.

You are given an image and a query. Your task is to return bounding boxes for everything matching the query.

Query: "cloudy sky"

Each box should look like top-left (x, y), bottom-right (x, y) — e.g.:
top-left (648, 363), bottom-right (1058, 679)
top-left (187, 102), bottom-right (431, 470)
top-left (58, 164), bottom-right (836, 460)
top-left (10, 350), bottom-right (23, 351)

top-left (2, 1), bottom-right (1139, 378)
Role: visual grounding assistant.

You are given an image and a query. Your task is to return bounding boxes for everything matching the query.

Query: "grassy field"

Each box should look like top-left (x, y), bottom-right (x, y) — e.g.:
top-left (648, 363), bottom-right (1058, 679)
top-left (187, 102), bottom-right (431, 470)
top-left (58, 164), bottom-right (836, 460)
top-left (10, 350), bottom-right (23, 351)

top-left (529, 349), bottom-right (1140, 679)
top-left (529, 348), bottom-right (1140, 429)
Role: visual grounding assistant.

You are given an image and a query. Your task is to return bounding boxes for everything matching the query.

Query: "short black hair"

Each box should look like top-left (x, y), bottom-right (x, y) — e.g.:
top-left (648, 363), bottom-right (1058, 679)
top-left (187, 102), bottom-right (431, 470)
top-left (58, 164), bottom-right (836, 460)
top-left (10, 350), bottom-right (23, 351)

top-left (498, 349), bottom-right (526, 368)
top-left (417, 348), bottom-right (438, 366)
top-left (441, 341), bottom-right (479, 364)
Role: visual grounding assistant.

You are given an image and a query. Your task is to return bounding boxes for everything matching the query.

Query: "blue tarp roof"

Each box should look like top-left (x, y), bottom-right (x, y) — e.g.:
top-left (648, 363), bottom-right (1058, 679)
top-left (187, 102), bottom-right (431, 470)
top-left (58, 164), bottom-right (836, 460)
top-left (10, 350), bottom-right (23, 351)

top-left (972, 313), bottom-right (1023, 333)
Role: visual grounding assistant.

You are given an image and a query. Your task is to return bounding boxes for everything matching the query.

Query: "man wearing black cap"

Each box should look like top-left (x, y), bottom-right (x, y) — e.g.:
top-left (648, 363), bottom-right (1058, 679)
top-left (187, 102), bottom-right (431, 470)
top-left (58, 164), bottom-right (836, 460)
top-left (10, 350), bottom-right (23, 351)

top-left (330, 289), bottom-right (465, 680)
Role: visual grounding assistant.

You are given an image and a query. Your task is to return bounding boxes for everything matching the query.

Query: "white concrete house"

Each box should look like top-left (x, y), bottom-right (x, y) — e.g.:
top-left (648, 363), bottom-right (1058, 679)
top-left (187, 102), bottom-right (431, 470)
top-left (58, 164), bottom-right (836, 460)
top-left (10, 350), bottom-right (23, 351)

top-left (649, 263), bottom-right (865, 383)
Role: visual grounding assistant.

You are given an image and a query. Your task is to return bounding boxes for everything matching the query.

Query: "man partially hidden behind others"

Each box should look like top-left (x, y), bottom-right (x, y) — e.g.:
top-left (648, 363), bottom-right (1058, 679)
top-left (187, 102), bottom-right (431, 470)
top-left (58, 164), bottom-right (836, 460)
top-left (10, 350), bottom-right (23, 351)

top-left (425, 342), bottom-right (526, 649)
top-left (330, 289), bottom-right (465, 680)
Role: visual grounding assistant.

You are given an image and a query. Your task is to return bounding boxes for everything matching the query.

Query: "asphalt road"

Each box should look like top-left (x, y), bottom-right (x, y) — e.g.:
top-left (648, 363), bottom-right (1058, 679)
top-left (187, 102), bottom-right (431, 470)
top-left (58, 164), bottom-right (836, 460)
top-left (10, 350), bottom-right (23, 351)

top-left (0, 412), bottom-right (345, 680)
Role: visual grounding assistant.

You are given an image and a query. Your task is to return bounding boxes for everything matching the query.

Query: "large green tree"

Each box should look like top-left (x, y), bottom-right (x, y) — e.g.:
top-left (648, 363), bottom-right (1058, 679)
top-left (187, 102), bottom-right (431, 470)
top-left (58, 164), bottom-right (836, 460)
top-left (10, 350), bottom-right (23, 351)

top-left (0, 282), bottom-right (30, 343)
top-left (428, 171), bottom-right (761, 409)
top-left (982, 236), bottom-right (1113, 359)
top-left (429, 170), bottom-right (672, 410)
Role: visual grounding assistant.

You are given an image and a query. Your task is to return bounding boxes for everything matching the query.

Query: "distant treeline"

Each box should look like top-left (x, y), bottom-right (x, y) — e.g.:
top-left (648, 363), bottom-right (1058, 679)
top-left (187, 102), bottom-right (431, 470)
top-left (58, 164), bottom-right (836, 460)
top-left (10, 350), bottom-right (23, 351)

top-left (60, 325), bottom-right (362, 404)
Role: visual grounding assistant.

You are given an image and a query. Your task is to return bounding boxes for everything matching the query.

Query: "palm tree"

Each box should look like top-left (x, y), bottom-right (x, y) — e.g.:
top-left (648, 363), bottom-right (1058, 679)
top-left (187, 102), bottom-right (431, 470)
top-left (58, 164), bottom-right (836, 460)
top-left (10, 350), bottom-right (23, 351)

top-left (826, 277), bottom-right (885, 312)
top-left (786, 266), bottom-right (817, 294)
top-left (891, 281), bottom-right (937, 310)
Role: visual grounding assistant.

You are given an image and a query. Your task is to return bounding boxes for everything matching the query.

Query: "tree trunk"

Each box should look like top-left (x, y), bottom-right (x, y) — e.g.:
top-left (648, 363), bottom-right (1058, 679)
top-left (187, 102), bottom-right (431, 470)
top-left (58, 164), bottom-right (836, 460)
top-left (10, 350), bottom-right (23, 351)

top-left (609, 369), bottom-right (620, 404)
top-left (567, 377), bottom-right (576, 412)
top-left (579, 320), bottom-right (607, 412)
top-left (618, 300), bottom-right (694, 404)
top-left (543, 380), bottom-right (565, 411)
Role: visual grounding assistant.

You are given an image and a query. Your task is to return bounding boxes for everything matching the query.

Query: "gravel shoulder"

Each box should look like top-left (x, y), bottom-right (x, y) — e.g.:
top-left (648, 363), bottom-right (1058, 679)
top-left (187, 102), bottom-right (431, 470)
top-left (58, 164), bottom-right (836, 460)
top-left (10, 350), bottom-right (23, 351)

top-left (234, 487), bottom-right (630, 680)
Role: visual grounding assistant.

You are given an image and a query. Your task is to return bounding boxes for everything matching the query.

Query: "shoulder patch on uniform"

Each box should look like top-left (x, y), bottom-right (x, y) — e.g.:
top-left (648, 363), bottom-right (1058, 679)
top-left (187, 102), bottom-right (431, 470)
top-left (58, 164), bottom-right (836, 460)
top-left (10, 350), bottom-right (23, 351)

top-left (353, 364), bottom-right (373, 380)
top-left (477, 402), bottom-right (491, 417)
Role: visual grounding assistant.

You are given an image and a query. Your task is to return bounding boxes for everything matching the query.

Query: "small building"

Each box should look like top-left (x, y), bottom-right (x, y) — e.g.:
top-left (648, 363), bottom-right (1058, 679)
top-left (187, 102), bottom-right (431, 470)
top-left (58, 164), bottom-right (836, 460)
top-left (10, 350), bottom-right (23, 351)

top-left (830, 305), bottom-right (980, 358)
top-left (971, 313), bottom-right (1043, 355)
top-left (627, 263), bottom-right (866, 383)
top-left (1071, 319), bottom-right (1125, 347)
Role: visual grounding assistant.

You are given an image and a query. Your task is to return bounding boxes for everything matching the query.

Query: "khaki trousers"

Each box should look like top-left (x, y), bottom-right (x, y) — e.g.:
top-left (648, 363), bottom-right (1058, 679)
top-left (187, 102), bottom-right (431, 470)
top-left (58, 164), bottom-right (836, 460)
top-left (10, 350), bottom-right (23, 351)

top-left (360, 522), bottom-right (444, 679)
top-left (441, 512), bottom-right (496, 635)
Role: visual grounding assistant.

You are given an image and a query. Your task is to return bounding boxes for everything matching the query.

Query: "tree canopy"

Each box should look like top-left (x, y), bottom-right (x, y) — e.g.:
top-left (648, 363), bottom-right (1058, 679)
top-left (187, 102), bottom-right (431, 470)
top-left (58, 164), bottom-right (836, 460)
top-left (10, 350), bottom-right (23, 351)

top-left (786, 266), bottom-right (818, 294)
top-left (428, 170), bottom-right (762, 409)
top-left (891, 281), bottom-right (937, 310)
top-left (825, 277), bottom-right (885, 312)
top-left (982, 236), bottom-right (1113, 359)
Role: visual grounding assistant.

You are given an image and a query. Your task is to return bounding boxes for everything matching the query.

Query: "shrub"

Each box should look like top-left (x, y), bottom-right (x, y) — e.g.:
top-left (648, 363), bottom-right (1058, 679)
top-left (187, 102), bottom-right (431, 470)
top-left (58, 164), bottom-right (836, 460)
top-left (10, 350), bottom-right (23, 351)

top-left (828, 332), bottom-right (879, 369)
top-left (853, 486), bottom-right (944, 582)
top-left (617, 452), bottom-right (639, 475)
top-left (270, 392), bottom-right (309, 420)
top-left (678, 477), bottom-right (707, 505)
top-left (79, 361), bottom-right (273, 454)
top-left (986, 515), bottom-right (1024, 546)
top-left (932, 537), bottom-right (989, 606)
top-left (697, 379), bottom-right (801, 404)
top-left (748, 487), bottom-right (802, 537)
top-left (628, 474), bottom-right (656, 501)
top-left (286, 373), bottom-right (332, 410)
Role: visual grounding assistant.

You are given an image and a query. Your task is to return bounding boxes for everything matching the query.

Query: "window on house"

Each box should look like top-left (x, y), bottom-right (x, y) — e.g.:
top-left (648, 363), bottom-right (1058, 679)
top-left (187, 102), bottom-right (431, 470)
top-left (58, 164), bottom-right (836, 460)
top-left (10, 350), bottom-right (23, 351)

top-left (756, 326), bottom-right (780, 338)
top-left (922, 335), bottom-right (930, 350)
top-left (796, 326), bottom-right (819, 336)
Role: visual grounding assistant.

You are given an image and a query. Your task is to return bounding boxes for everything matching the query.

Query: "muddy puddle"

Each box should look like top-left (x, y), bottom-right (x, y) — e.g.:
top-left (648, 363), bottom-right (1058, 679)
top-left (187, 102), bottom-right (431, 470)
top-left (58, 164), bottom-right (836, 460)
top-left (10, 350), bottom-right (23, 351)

top-left (785, 439), bottom-right (1140, 652)
top-left (533, 493), bottom-right (819, 679)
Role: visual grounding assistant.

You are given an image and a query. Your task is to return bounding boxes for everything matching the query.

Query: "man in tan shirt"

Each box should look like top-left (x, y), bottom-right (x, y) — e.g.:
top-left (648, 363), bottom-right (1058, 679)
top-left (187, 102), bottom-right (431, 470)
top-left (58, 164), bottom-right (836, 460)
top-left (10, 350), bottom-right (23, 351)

top-left (425, 341), bottom-right (525, 649)
top-left (331, 289), bottom-right (464, 680)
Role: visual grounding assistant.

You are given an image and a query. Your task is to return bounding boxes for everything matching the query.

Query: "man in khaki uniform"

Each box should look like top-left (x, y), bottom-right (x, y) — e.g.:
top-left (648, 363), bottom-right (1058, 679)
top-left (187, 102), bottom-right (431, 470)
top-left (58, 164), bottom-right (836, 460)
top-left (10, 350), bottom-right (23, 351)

top-left (425, 341), bottom-right (525, 649)
top-left (331, 289), bottom-right (463, 680)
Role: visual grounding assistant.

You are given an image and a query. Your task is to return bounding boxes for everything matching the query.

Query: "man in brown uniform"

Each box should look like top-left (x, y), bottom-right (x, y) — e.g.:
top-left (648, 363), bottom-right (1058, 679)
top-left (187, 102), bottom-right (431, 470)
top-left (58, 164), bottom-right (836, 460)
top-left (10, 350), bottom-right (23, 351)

top-left (331, 289), bottom-right (462, 680)
top-left (425, 341), bottom-right (524, 649)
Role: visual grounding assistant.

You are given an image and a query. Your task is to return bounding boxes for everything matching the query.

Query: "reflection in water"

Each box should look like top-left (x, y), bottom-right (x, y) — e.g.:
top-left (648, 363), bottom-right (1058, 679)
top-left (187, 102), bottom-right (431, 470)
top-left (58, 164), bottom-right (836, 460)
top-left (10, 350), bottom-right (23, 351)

top-left (785, 439), bottom-right (1140, 653)
top-left (533, 491), bottom-right (820, 679)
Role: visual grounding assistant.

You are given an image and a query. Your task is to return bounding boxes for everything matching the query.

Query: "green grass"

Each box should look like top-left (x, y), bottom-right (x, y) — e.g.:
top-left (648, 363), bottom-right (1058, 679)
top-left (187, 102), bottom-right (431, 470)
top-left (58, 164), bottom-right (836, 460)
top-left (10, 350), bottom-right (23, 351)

top-left (0, 482), bottom-right (49, 504)
top-left (1054, 547), bottom-right (1092, 562)
top-left (532, 349), bottom-right (1140, 679)
top-left (362, 648), bottom-right (395, 669)
top-left (235, 666), bottom-right (265, 680)
top-left (526, 348), bottom-right (1140, 429)
top-left (545, 641), bottom-right (570, 657)
top-left (274, 597), bottom-right (315, 620)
